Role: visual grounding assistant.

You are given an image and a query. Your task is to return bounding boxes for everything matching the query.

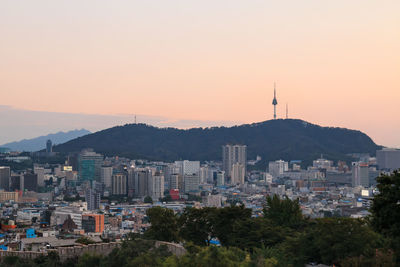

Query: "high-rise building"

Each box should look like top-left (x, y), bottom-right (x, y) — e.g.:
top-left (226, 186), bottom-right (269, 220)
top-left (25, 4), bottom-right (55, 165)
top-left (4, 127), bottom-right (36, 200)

top-left (34, 167), bottom-right (45, 187)
top-left (85, 188), bottom-right (100, 210)
top-left (268, 160), bottom-right (289, 178)
top-left (174, 160), bottom-right (200, 176)
top-left (178, 174), bottom-right (184, 193)
top-left (82, 214), bottom-right (104, 233)
top-left (352, 162), bottom-right (369, 187)
top-left (163, 164), bottom-right (178, 189)
top-left (162, 165), bottom-right (171, 189)
top-left (216, 171), bottom-right (225, 186)
top-left (231, 163), bottom-right (245, 185)
top-left (10, 175), bottom-right (22, 191)
top-left (127, 167), bottom-right (135, 197)
top-left (23, 172), bottom-right (38, 192)
top-left (148, 172), bottom-right (164, 200)
top-left (369, 167), bottom-right (380, 186)
top-left (207, 168), bottom-right (217, 184)
top-left (92, 181), bottom-right (104, 196)
top-left (67, 153), bottom-right (79, 171)
top-left (112, 173), bottom-right (127, 195)
top-left (0, 167), bottom-right (10, 191)
top-left (100, 166), bottom-right (113, 189)
top-left (184, 173), bottom-right (200, 193)
top-left (133, 168), bottom-right (152, 198)
top-left (46, 140), bottom-right (52, 153)
top-left (199, 166), bottom-right (209, 184)
top-left (165, 164), bottom-right (181, 190)
top-left (377, 148), bottom-right (400, 171)
top-left (78, 150), bottom-right (103, 182)
top-left (222, 145), bottom-right (247, 177)
top-left (169, 174), bottom-right (180, 190)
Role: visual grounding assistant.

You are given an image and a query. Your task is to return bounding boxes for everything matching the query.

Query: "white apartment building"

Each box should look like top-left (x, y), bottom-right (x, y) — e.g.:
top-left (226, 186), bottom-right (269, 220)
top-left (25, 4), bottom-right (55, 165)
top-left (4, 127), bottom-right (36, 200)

top-left (268, 160), bottom-right (289, 178)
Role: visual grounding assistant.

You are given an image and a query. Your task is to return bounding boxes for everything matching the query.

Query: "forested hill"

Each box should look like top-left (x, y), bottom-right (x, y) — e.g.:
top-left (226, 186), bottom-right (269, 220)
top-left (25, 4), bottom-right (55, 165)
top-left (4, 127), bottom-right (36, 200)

top-left (53, 119), bottom-right (380, 164)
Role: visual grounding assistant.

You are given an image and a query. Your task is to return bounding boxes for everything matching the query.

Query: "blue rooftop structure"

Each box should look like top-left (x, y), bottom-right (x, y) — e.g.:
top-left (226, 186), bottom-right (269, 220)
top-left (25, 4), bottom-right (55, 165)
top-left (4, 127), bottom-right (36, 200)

top-left (209, 239), bottom-right (221, 246)
top-left (26, 228), bottom-right (37, 238)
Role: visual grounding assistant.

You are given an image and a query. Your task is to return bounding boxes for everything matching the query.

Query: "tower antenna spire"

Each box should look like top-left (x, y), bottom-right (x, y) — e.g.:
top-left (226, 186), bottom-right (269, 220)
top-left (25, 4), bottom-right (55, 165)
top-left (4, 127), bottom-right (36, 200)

top-left (272, 82), bottom-right (278, 119)
top-left (286, 103), bottom-right (288, 119)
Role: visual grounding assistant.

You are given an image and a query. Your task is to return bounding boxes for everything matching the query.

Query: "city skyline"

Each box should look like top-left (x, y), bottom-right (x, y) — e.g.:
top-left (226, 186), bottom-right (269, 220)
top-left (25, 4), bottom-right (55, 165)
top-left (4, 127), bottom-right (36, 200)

top-left (1, 1), bottom-right (399, 148)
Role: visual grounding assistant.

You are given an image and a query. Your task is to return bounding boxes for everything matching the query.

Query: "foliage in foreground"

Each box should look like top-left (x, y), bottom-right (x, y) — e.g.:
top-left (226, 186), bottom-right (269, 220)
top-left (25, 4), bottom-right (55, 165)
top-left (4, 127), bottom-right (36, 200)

top-left (370, 170), bottom-right (400, 261)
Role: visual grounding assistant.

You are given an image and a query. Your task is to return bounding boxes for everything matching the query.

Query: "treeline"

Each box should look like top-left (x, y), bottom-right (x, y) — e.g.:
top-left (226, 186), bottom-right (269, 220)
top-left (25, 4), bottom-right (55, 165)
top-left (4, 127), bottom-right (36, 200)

top-left (142, 197), bottom-right (391, 266)
top-left (2, 172), bottom-right (400, 267)
top-left (54, 119), bottom-right (379, 166)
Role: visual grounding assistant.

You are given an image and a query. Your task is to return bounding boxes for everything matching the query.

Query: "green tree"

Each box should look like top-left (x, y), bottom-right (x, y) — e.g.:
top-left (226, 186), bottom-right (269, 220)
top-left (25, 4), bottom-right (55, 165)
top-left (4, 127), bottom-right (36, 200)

top-left (187, 194), bottom-right (202, 202)
top-left (212, 205), bottom-right (252, 246)
top-left (145, 207), bottom-right (179, 242)
top-left (126, 245), bottom-right (171, 267)
top-left (161, 194), bottom-right (172, 202)
top-left (76, 253), bottom-right (103, 267)
top-left (249, 247), bottom-right (285, 267)
top-left (229, 218), bottom-right (287, 251)
top-left (178, 207), bottom-right (217, 246)
top-left (2, 256), bottom-right (31, 267)
top-left (31, 251), bottom-right (61, 267)
top-left (173, 246), bottom-right (248, 267)
top-left (263, 195), bottom-right (304, 228)
top-left (76, 236), bottom-right (96, 245)
top-left (144, 196), bottom-right (153, 204)
top-left (104, 239), bottom-right (157, 267)
top-left (283, 218), bottom-right (381, 266)
top-left (370, 171), bottom-right (400, 261)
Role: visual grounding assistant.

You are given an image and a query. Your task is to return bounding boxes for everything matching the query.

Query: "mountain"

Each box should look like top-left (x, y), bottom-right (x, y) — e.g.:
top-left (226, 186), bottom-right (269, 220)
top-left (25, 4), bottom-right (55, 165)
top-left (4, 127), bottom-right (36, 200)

top-left (53, 119), bottom-right (380, 166)
top-left (0, 129), bottom-right (91, 152)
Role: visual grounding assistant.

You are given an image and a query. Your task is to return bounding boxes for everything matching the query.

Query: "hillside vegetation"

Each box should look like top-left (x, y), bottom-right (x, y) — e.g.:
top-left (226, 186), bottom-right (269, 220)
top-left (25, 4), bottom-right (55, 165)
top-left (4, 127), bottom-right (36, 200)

top-left (54, 119), bottom-right (379, 165)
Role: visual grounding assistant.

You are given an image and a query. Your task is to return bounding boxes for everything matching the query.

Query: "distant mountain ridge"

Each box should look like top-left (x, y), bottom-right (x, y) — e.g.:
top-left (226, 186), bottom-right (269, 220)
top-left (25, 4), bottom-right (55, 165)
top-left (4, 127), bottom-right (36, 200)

top-left (1, 129), bottom-right (91, 152)
top-left (53, 119), bottom-right (380, 166)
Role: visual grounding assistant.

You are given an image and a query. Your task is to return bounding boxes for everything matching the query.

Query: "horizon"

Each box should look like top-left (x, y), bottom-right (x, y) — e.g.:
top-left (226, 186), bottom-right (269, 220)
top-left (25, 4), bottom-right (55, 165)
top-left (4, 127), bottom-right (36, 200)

top-left (0, 111), bottom-right (394, 150)
top-left (0, 105), bottom-right (398, 148)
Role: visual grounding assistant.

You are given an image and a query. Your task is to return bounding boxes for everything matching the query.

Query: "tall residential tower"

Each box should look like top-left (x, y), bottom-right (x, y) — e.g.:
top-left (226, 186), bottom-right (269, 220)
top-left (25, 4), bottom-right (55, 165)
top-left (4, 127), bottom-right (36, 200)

top-left (222, 144), bottom-right (247, 179)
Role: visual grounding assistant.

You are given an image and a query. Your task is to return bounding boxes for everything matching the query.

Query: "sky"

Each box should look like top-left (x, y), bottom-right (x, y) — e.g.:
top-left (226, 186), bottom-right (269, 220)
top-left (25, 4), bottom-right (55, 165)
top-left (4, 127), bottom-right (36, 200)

top-left (0, 1), bottom-right (399, 147)
top-left (0, 105), bottom-right (238, 145)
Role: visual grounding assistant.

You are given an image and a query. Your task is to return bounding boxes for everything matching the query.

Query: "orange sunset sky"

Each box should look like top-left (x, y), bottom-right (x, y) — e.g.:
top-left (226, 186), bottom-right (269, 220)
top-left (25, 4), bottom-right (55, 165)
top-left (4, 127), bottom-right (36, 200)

top-left (1, 1), bottom-right (399, 147)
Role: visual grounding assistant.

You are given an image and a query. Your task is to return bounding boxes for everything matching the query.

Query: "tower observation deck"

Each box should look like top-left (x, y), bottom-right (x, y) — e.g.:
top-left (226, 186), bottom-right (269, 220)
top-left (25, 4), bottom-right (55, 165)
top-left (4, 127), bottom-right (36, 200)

top-left (272, 83), bottom-right (278, 119)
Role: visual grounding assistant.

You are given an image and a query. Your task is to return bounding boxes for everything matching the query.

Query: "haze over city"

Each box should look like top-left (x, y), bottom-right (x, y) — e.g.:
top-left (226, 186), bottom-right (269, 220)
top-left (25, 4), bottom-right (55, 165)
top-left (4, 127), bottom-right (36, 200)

top-left (1, 0), bottom-right (399, 147)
